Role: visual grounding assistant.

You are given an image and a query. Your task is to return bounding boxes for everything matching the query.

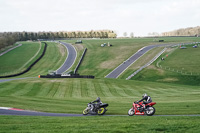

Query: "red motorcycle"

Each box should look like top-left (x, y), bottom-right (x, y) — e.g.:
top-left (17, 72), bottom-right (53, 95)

top-left (128, 101), bottom-right (156, 116)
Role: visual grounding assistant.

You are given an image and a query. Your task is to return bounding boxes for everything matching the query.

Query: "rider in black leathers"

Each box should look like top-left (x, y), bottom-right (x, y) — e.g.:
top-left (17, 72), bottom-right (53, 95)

top-left (90, 97), bottom-right (102, 112)
top-left (137, 93), bottom-right (152, 109)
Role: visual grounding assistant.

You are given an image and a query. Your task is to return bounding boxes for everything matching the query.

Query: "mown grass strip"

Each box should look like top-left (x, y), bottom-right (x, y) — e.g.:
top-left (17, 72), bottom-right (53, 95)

top-left (0, 116), bottom-right (200, 133)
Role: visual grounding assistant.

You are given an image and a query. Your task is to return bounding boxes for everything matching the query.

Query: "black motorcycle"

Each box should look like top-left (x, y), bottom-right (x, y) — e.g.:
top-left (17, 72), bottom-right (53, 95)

top-left (82, 102), bottom-right (109, 115)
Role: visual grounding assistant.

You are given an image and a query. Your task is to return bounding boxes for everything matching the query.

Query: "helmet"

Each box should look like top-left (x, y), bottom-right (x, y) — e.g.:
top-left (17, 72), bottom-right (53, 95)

top-left (142, 93), bottom-right (147, 98)
top-left (96, 97), bottom-right (100, 101)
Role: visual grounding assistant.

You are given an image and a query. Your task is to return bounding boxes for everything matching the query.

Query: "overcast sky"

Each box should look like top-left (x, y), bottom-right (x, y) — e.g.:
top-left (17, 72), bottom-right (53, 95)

top-left (0, 0), bottom-right (200, 36)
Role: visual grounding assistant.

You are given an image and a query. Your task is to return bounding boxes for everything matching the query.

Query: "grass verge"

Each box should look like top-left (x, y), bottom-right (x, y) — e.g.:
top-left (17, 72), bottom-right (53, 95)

top-left (0, 115), bottom-right (200, 133)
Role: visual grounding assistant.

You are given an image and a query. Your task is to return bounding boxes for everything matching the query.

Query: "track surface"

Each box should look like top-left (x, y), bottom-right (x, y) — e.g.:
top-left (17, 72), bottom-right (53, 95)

top-left (106, 43), bottom-right (174, 78)
top-left (0, 109), bottom-right (83, 117)
top-left (0, 77), bottom-right (36, 83)
top-left (56, 42), bottom-right (77, 74)
top-left (0, 109), bottom-right (199, 117)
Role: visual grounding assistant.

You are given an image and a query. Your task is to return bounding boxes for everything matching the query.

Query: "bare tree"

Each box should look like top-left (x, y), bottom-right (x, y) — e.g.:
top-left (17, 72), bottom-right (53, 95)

top-left (123, 32), bottom-right (127, 37)
top-left (130, 32), bottom-right (134, 38)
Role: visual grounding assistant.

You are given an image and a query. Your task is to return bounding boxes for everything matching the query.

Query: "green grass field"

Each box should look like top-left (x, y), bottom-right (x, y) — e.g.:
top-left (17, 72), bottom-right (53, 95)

top-left (0, 43), bottom-right (19, 53)
top-left (0, 41), bottom-right (42, 76)
top-left (1, 37), bottom-right (200, 132)
top-left (0, 115), bottom-right (200, 133)
top-left (159, 44), bottom-right (200, 74)
top-left (0, 78), bottom-right (199, 115)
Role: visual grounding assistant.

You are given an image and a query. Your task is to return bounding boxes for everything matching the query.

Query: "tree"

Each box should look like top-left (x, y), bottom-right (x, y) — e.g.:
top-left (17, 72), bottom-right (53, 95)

top-left (130, 32), bottom-right (134, 38)
top-left (64, 32), bottom-right (68, 38)
top-left (108, 33), bottom-right (117, 38)
top-left (123, 32), bottom-right (127, 37)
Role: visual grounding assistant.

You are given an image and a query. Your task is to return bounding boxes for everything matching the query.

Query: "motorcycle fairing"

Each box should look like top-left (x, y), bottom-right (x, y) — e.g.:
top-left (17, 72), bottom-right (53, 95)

top-left (100, 103), bottom-right (109, 108)
top-left (146, 102), bottom-right (156, 106)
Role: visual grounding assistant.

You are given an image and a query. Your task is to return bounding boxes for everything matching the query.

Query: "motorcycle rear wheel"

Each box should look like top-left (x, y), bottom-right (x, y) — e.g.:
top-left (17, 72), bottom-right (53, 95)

top-left (83, 109), bottom-right (89, 115)
top-left (145, 106), bottom-right (155, 116)
top-left (128, 108), bottom-right (135, 116)
top-left (97, 107), bottom-right (106, 115)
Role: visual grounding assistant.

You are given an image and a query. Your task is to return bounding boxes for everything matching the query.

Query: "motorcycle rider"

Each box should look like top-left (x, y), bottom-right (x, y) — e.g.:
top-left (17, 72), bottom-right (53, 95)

top-left (90, 97), bottom-right (102, 112)
top-left (137, 93), bottom-right (152, 109)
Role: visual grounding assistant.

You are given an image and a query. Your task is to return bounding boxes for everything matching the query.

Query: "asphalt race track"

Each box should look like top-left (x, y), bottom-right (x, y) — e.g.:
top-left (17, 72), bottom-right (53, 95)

top-left (0, 77), bottom-right (36, 83)
top-left (105, 43), bottom-right (174, 78)
top-left (0, 108), bottom-right (199, 117)
top-left (0, 109), bottom-right (83, 117)
top-left (56, 42), bottom-right (77, 74)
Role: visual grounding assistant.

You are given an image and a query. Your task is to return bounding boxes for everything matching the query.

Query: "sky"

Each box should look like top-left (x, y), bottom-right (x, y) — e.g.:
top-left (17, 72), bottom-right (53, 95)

top-left (0, 0), bottom-right (200, 37)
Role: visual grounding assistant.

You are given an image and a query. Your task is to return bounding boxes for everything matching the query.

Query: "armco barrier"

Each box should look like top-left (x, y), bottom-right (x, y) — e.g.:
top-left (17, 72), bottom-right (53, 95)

top-left (39, 74), bottom-right (94, 79)
top-left (74, 48), bottom-right (87, 74)
top-left (0, 42), bottom-right (47, 78)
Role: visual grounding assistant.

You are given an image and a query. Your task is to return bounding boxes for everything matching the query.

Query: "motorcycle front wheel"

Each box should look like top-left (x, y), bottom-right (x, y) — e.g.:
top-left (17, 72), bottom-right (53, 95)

top-left (97, 107), bottom-right (106, 115)
top-left (83, 108), bottom-right (89, 115)
top-left (128, 108), bottom-right (135, 116)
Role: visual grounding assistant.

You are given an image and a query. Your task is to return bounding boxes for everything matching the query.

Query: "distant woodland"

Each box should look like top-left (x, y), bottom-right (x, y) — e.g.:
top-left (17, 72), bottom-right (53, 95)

top-left (0, 30), bottom-right (117, 49)
top-left (162, 26), bottom-right (200, 36)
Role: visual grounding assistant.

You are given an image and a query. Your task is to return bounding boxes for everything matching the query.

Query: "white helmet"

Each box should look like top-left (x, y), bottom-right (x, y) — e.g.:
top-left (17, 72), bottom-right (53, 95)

top-left (142, 93), bottom-right (147, 98)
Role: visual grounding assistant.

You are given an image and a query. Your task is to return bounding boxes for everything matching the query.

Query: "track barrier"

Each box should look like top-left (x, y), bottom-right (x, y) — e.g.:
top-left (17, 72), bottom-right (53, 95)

top-left (39, 74), bottom-right (94, 79)
top-left (74, 48), bottom-right (87, 74)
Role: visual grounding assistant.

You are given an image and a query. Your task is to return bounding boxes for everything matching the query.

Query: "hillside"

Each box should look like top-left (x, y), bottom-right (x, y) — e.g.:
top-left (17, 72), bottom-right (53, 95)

top-left (21, 41), bottom-right (68, 77)
top-left (64, 38), bottom-right (164, 78)
top-left (0, 41), bottom-right (67, 77)
top-left (0, 37), bottom-right (200, 132)
top-left (65, 37), bottom-right (200, 80)
top-left (0, 41), bottom-right (42, 76)
top-left (132, 43), bottom-right (200, 85)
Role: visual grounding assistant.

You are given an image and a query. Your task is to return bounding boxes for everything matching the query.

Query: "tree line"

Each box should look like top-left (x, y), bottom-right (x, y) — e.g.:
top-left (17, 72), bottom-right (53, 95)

top-left (0, 32), bottom-right (19, 49)
top-left (162, 26), bottom-right (200, 36)
top-left (0, 30), bottom-right (117, 50)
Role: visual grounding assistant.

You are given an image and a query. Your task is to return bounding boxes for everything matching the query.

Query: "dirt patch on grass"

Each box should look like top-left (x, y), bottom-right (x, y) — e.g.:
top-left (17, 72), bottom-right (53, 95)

top-left (165, 48), bottom-right (174, 53)
top-left (27, 79), bottom-right (65, 83)
top-left (99, 60), bottom-right (120, 69)
top-left (74, 44), bottom-right (84, 51)
top-left (147, 65), bottom-right (165, 75)
top-left (99, 46), bottom-right (136, 69)
top-left (164, 47), bottom-right (177, 55)
top-left (49, 79), bottom-right (65, 83)
top-left (58, 44), bottom-right (66, 56)
top-left (157, 78), bottom-right (179, 82)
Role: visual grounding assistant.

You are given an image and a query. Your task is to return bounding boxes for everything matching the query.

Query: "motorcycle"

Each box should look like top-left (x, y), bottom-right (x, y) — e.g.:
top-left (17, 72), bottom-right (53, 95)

top-left (128, 101), bottom-right (156, 116)
top-left (82, 102), bottom-right (109, 115)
